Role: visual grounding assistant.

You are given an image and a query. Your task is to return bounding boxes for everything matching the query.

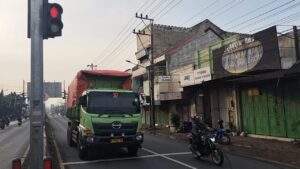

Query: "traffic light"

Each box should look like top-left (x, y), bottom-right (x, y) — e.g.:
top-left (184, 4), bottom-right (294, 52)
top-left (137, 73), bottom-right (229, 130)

top-left (43, 2), bottom-right (63, 39)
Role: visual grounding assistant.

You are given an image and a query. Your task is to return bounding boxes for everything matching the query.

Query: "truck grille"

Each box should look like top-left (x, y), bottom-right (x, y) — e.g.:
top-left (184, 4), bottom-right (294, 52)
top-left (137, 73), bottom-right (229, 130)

top-left (93, 122), bottom-right (138, 137)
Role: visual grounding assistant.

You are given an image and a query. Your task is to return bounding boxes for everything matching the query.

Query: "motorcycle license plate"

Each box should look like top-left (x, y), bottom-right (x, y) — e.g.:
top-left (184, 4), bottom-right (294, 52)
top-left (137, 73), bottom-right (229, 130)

top-left (111, 138), bottom-right (123, 143)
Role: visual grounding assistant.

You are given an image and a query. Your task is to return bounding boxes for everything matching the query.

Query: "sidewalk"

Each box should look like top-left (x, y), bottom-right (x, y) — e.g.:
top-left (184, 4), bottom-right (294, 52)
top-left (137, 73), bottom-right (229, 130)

top-left (145, 128), bottom-right (300, 169)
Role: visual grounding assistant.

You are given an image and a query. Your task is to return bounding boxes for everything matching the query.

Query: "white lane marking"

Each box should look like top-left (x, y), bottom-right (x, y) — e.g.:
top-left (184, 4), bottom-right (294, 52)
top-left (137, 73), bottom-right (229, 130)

top-left (62, 151), bottom-right (192, 166)
top-left (142, 148), bottom-right (197, 169)
top-left (63, 154), bottom-right (157, 165)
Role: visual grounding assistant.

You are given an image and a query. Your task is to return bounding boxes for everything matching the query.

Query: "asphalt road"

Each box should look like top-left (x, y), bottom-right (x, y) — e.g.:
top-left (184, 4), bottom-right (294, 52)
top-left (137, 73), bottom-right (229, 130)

top-left (0, 120), bottom-right (29, 169)
top-left (48, 115), bottom-right (292, 169)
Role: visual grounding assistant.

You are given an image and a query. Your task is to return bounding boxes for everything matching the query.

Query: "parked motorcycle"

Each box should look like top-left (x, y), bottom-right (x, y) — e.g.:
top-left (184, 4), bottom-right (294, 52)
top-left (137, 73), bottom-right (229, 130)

top-left (0, 119), bottom-right (5, 130)
top-left (214, 120), bottom-right (231, 145)
top-left (4, 116), bottom-right (10, 127)
top-left (17, 117), bottom-right (22, 126)
top-left (189, 131), bottom-right (224, 166)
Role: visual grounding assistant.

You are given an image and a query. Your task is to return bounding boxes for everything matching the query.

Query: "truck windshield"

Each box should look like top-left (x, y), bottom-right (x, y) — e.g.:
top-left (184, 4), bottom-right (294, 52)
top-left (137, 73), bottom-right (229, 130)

top-left (87, 92), bottom-right (140, 115)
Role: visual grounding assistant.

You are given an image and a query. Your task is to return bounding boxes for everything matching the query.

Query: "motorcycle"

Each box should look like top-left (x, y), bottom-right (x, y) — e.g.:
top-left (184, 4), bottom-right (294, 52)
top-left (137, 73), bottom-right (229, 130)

top-left (214, 120), bottom-right (231, 145)
top-left (189, 131), bottom-right (224, 166)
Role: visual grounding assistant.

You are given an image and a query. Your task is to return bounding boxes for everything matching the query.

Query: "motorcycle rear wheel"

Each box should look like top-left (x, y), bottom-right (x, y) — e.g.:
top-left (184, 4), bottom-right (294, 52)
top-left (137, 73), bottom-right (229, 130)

top-left (220, 135), bottom-right (231, 145)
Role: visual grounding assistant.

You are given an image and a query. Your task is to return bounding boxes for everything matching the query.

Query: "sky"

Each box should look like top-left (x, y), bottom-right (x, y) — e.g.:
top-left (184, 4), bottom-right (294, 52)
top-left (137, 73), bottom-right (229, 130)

top-left (1, 0), bottom-right (300, 94)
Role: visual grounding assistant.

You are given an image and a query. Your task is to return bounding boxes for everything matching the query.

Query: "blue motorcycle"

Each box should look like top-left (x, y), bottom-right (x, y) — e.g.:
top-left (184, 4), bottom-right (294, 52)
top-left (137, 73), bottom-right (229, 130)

top-left (214, 120), bottom-right (231, 145)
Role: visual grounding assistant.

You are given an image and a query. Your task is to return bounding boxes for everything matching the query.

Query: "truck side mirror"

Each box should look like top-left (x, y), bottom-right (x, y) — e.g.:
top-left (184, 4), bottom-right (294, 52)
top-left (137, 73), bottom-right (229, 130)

top-left (79, 95), bottom-right (87, 107)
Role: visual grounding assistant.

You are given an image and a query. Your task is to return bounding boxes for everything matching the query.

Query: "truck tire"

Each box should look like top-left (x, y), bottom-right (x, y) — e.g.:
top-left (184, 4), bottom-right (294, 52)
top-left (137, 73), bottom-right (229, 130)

top-left (67, 128), bottom-right (76, 147)
top-left (127, 146), bottom-right (139, 156)
top-left (77, 137), bottom-right (88, 160)
top-left (78, 147), bottom-right (88, 160)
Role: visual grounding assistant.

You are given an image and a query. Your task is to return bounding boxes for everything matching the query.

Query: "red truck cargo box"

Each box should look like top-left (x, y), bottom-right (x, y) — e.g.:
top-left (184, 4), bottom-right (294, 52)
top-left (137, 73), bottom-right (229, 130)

top-left (67, 70), bottom-right (131, 108)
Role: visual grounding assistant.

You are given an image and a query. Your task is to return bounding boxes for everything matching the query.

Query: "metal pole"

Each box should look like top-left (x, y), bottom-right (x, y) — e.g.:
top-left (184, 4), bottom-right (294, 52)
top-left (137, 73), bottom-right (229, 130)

top-left (148, 68), bottom-right (152, 127)
top-left (29, 0), bottom-right (44, 168)
top-left (293, 26), bottom-right (300, 61)
top-left (150, 20), bottom-right (156, 129)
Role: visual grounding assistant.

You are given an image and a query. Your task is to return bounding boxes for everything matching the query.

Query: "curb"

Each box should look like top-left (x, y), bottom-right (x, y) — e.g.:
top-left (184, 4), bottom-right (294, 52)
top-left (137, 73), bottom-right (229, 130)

top-left (53, 138), bottom-right (65, 169)
top-left (46, 115), bottom-right (65, 169)
top-left (21, 146), bottom-right (30, 164)
top-left (145, 131), bottom-right (299, 169)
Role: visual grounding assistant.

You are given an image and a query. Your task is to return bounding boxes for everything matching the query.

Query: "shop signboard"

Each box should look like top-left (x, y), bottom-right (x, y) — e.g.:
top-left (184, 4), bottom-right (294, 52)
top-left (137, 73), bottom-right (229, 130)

top-left (213, 26), bottom-right (281, 79)
top-left (180, 72), bottom-right (194, 87)
top-left (194, 67), bottom-right (211, 84)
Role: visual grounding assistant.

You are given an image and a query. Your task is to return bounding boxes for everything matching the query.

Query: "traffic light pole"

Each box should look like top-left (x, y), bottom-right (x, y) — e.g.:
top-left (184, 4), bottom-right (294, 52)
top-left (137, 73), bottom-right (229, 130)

top-left (29, 0), bottom-right (44, 169)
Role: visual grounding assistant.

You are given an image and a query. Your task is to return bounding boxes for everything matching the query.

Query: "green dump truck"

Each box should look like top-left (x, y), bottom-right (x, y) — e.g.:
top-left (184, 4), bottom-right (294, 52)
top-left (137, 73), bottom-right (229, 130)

top-left (66, 70), bottom-right (143, 159)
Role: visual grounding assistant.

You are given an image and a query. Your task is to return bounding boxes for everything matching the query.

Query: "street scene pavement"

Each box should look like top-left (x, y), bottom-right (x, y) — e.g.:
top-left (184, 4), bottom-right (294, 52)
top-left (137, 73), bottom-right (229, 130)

top-left (0, 120), bottom-right (29, 169)
top-left (48, 114), bottom-right (292, 169)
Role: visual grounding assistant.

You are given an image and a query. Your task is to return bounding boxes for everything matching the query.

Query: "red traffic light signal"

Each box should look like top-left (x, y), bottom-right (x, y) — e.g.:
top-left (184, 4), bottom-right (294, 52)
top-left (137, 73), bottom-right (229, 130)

top-left (43, 3), bottom-right (63, 39)
top-left (50, 6), bottom-right (59, 18)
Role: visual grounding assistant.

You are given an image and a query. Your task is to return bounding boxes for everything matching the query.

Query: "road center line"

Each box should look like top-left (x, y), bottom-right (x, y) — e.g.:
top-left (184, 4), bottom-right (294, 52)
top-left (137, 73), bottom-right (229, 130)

top-left (142, 148), bottom-right (197, 169)
top-left (62, 151), bottom-right (192, 166)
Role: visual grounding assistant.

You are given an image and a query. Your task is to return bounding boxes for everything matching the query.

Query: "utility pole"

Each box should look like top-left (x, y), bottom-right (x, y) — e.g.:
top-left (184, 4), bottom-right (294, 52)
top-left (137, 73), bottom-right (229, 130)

top-left (87, 63), bottom-right (97, 70)
top-left (29, 0), bottom-right (44, 168)
top-left (134, 13), bottom-right (155, 129)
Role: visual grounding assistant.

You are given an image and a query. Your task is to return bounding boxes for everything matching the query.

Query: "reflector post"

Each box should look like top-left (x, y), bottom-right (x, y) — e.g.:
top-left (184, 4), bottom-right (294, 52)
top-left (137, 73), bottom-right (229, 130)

top-left (12, 158), bottom-right (21, 169)
top-left (44, 158), bottom-right (52, 169)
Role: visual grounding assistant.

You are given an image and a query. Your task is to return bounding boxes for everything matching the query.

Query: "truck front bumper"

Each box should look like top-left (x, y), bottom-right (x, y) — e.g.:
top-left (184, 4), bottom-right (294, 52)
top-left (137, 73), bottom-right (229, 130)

top-left (82, 133), bottom-right (144, 148)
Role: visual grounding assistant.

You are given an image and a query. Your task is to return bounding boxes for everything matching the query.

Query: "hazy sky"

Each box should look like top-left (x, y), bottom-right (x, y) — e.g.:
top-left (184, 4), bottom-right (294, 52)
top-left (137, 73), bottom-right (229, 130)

top-left (1, 0), bottom-right (300, 94)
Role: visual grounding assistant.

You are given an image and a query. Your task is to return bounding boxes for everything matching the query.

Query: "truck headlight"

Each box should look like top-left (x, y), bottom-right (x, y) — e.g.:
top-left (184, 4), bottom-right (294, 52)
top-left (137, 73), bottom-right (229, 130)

top-left (136, 134), bottom-right (143, 141)
top-left (86, 137), bottom-right (94, 143)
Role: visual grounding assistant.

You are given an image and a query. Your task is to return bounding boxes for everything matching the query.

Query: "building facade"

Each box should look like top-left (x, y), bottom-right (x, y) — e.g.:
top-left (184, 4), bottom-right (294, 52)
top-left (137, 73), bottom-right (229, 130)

top-left (131, 19), bottom-right (300, 138)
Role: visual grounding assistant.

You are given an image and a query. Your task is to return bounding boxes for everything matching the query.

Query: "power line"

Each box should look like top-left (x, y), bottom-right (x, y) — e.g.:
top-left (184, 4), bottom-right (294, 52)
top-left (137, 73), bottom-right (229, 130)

top-left (179, 0), bottom-right (219, 26)
top-left (148, 0), bottom-right (167, 15)
top-left (97, 21), bottom-right (144, 66)
top-left (236, 1), bottom-right (300, 32)
top-left (248, 10), bottom-right (300, 33)
top-left (226, 0), bottom-right (296, 30)
top-left (137, 0), bottom-right (153, 13)
top-left (156, 0), bottom-right (184, 21)
top-left (96, 0), bottom-right (184, 69)
top-left (142, 0), bottom-right (159, 14)
top-left (101, 37), bottom-right (136, 68)
top-left (91, 0), bottom-right (153, 65)
top-left (153, 0), bottom-right (177, 19)
top-left (221, 0), bottom-right (278, 27)
top-left (210, 0), bottom-right (245, 20)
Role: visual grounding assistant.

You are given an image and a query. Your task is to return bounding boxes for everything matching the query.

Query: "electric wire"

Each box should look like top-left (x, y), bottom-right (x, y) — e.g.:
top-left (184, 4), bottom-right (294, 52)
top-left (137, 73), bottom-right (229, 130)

top-left (179, 0), bottom-right (219, 26)
top-left (153, 0), bottom-right (177, 19)
top-left (148, 0), bottom-right (168, 15)
top-left (156, 0), bottom-right (184, 21)
top-left (91, 0), bottom-right (150, 64)
top-left (226, 0), bottom-right (296, 30)
top-left (99, 0), bottom-right (187, 69)
top-left (235, 1), bottom-right (300, 32)
top-left (221, 0), bottom-right (278, 27)
top-left (249, 11), bottom-right (300, 33)
top-left (210, 0), bottom-right (245, 20)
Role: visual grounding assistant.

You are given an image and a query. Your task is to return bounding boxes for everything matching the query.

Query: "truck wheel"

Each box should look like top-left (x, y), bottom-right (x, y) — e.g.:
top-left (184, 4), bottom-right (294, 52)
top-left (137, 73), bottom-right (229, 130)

top-left (127, 146), bottom-right (139, 156)
top-left (77, 139), bottom-right (88, 160)
top-left (67, 128), bottom-right (76, 147)
top-left (78, 147), bottom-right (88, 160)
